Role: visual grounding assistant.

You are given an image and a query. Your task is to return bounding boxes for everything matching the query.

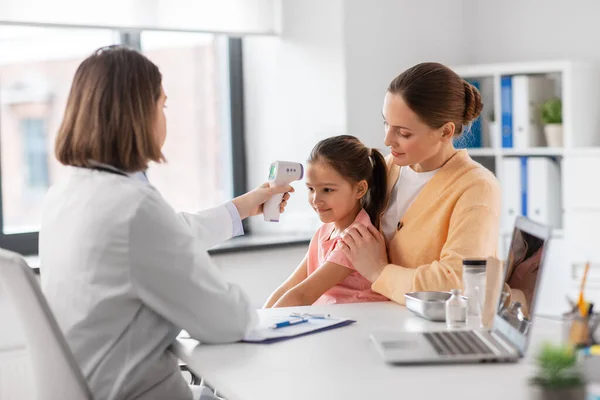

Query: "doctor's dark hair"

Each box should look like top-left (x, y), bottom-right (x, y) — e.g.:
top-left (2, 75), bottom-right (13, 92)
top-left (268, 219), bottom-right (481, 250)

top-left (388, 62), bottom-right (483, 137)
top-left (55, 45), bottom-right (165, 172)
top-left (308, 135), bottom-right (387, 229)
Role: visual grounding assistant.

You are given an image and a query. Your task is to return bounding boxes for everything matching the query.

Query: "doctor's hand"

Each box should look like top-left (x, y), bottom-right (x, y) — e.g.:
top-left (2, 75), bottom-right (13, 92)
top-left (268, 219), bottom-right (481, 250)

top-left (232, 182), bottom-right (294, 220)
top-left (338, 223), bottom-right (388, 283)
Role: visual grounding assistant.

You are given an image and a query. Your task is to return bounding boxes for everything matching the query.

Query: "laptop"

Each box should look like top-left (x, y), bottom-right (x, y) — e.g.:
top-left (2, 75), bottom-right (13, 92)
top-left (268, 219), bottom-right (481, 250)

top-left (370, 216), bottom-right (551, 364)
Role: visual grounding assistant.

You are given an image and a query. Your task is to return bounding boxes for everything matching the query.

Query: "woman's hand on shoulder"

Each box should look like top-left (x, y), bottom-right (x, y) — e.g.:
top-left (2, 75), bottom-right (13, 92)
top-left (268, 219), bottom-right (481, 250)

top-left (232, 182), bottom-right (294, 219)
top-left (338, 223), bottom-right (388, 283)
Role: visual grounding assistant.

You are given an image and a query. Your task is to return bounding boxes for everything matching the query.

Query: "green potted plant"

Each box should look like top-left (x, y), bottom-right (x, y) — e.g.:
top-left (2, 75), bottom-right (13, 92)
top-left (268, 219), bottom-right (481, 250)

top-left (540, 98), bottom-right (563, 147)
top-left (529, 343), bottom-right (586, 400)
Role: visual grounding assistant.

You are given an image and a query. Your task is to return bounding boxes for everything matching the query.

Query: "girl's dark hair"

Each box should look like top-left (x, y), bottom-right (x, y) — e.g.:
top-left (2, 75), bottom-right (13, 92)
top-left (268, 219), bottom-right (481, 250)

top-left (308, 135), bottom-right (387, 229)
top-left (388, 62), bottom-right (483, 136)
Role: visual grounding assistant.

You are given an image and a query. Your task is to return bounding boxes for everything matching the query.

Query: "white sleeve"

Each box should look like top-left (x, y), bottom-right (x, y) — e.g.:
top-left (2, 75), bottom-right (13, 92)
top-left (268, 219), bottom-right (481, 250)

top-left (129, 193), bottom-right (255, 343)
top-left (177, 205), bottom-right (234, 249)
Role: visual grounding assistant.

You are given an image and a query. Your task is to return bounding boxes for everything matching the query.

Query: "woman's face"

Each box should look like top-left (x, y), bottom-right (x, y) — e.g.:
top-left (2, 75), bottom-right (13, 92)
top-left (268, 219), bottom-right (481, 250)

top-left (382, 92), bottom-right (450, 167)
top-left (155, 86), bottom-right (167, 148)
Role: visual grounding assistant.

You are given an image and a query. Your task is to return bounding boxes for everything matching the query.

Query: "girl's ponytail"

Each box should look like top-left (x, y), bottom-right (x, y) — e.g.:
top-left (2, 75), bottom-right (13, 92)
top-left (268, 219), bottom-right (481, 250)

top-left (361, 148), bottom-right (387, 229)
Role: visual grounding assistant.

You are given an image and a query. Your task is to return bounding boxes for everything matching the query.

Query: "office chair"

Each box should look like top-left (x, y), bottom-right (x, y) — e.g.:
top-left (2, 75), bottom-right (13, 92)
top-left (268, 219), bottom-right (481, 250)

top-left (0, 249), bottom-right (92, 400)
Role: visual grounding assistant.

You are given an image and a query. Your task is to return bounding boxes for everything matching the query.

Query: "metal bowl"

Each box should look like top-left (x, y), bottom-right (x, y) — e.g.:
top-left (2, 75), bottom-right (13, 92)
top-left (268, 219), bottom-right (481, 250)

top-left (405, 291), bottom-right (454, 322)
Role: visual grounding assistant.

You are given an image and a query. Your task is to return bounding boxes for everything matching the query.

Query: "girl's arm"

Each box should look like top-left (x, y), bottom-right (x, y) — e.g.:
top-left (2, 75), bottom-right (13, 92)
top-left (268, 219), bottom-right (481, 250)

top-left (272, 262), bottom-right (352, 308)
top-left (263, 254), bottom-right (309, 308)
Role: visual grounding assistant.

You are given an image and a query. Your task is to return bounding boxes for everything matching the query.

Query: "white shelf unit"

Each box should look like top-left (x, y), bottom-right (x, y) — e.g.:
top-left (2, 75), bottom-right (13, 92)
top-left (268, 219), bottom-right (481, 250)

top-left (467, 147), bottom-right (566, 157)
top-left (452, 60), bottom-right (600, 315)
top-left (466, 148), bottom-right (498, 157)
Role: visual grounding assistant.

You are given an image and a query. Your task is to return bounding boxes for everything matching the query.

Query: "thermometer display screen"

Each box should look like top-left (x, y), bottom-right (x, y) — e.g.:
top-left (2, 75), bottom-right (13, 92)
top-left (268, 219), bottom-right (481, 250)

top-left (268, 164), bottom-right (277, 180)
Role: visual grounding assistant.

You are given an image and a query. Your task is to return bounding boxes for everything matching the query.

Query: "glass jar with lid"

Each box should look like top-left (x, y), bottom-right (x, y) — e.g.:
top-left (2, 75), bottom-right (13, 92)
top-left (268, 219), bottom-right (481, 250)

top-left (462, 258), bottom-right (487, 328)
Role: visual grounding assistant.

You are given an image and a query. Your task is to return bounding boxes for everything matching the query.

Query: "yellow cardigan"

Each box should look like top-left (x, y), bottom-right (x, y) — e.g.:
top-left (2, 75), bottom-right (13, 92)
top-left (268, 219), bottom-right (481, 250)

top-left (371, 150), bottom-right (501, 305)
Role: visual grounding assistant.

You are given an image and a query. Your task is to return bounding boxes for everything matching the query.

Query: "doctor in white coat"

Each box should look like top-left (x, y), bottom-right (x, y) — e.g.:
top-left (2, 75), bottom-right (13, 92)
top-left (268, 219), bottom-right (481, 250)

top-left (39, 45), bottom-right (293, 400)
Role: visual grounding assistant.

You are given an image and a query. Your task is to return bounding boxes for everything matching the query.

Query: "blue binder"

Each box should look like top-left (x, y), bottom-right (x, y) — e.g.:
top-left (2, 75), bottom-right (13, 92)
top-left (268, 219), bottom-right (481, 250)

top-left (501, 76), bottom-right (513, 148)
top-left (520, 156), bottom-right (528, 216)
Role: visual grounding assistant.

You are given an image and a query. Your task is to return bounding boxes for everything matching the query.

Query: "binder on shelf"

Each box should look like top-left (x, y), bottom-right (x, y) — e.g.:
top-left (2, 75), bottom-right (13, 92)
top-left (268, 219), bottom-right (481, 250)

top-left (526, 157), bottom-right (561, 229)
top-left (501, 157), bottom-right (522, 233)
top-left (520, 156), bottom-right (528, 217)
top-left (512, 75), bottom-right (555, 149)
top-left (501, 156), bottom-right (562, 233)
top-left (501, 76), bottom-right (513, 148)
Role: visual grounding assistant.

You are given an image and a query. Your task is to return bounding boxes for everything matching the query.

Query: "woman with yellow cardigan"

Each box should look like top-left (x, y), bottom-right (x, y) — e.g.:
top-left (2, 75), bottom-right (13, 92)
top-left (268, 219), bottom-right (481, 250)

top-left (339, 62), bottom-right (501, 305)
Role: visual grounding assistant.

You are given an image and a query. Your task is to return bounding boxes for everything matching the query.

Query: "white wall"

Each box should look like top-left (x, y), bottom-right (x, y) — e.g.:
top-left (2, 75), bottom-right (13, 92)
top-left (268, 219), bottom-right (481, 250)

top-left (214, 245), bottom-right (307, 308)
top-left (343, 0), bottom-right (468, 149)
top-left (242, 0), bottom-right (346, 234)
top-left (466, 0), bottom-right (600, 64)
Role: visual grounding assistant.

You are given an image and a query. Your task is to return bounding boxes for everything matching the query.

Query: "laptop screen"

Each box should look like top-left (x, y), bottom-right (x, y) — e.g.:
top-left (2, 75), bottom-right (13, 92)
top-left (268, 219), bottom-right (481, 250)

top-left (493, 216), bottom-right (551, 353)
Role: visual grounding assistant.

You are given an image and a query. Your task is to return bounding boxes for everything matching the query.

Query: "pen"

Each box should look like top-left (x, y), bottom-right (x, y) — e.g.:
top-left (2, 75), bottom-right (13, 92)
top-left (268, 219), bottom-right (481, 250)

top-left (270, 318), bottom-right (309, 329)
top-left (578, 262), bottom-right (590, 316)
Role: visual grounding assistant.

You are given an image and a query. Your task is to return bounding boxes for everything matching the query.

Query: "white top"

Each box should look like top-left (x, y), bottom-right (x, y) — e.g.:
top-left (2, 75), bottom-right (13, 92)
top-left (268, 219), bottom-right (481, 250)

top-left (172, 302), bottom-right (561, 400)
top-left (381, 165), bottom-right (439, 241)
top-left (39, 166), bottom-right (255, 400)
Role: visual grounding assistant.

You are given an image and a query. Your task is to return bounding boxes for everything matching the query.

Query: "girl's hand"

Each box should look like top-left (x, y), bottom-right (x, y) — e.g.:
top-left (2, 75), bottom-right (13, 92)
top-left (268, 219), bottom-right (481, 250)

top-left (232, 183), bottom-right (294, 219)
top-left (339, 223), bottom-right (388, 283)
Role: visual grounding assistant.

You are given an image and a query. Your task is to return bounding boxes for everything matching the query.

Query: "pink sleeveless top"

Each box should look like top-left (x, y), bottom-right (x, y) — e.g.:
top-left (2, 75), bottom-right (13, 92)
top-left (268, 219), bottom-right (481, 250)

top-left (306, 209), bottom-right (390, 305)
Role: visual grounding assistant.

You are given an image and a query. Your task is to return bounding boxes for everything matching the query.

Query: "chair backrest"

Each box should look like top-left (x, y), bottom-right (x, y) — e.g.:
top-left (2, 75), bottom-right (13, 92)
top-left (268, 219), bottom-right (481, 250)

top-left (0, 249), bottom-right (92, 400)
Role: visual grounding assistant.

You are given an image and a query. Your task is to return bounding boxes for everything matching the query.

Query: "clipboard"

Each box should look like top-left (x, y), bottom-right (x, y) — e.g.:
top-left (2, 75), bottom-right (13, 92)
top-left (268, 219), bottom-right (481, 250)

top-left (242, 314), bottom-right (356, 344)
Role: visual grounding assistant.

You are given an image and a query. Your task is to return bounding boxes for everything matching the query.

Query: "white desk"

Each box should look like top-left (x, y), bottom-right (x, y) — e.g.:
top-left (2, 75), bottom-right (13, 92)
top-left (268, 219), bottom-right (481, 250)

top-left (173, 302), bottom-right (562, 400)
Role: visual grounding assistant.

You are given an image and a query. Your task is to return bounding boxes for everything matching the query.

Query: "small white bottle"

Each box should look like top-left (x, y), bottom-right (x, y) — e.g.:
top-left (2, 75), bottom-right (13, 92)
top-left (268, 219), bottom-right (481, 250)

top-left (445, 289), bottom-right (467, 329)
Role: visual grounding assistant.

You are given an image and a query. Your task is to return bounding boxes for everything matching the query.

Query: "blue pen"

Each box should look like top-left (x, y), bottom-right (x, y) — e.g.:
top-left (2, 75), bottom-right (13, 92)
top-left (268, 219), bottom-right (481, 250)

top-left (270, 318), bottom-right (309, 329)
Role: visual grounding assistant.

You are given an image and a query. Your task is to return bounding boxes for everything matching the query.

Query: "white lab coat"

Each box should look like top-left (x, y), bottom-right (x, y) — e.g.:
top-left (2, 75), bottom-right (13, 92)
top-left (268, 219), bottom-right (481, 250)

top-left (39, 166), bottom-right (255, 400)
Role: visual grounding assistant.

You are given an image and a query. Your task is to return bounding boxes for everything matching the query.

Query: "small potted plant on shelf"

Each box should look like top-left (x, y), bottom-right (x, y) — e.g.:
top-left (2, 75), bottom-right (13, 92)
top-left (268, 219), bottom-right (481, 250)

top-left (540, 98), bottom-right (563, 147)
top-left (529, 343), bottom-right (586, 400)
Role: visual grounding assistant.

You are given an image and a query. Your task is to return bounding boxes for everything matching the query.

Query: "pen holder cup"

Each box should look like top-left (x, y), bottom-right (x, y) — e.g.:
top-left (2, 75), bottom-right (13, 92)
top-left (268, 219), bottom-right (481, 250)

top-left (562, 312), bottom-right (600, 347)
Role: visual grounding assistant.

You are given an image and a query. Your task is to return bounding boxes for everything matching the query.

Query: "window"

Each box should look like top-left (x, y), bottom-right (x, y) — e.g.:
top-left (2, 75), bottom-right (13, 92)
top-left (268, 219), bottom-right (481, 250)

top-left (140, 31), bottom-right (235, 212)
top-left (0, 25), bottom-right (118, 245)
top-left (0, 24), bottom-right (246, 255)
top-left (21, 118), bottom-right (50, 190)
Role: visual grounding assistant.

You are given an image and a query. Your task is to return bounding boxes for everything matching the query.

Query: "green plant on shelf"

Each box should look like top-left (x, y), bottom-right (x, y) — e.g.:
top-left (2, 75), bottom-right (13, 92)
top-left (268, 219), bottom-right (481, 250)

top-left (541, 98), bottom-right (562, 125)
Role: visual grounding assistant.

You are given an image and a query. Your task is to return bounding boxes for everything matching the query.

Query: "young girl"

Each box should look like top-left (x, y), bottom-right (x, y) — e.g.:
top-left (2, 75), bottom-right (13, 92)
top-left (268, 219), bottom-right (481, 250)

top-left (264, 135), bottom-right (390, 307)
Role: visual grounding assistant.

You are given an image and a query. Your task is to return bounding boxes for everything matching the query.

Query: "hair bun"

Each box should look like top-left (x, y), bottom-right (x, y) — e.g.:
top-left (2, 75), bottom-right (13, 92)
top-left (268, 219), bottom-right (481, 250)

top-left (463, 81), bottom-right (483, 125)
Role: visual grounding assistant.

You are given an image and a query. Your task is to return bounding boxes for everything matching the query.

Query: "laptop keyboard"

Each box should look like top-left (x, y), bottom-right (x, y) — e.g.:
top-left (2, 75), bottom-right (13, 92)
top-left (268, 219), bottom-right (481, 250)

top-left (423, 331), bottom-right (495, 356)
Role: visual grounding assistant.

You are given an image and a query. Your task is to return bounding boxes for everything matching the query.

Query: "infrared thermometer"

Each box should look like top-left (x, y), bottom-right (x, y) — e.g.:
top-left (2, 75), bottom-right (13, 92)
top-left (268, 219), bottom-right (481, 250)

top-left (263, 161), bottom-right (304, 222)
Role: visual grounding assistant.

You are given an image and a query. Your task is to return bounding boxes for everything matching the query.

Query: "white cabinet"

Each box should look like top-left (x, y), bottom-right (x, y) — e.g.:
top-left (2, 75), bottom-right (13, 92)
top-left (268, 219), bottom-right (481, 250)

top-left (563, 157), bottom-right (600, 210)
top-left (564, 212), bottom-right (600, 262)
top-left (536, 236), bottom-right (569, 316)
